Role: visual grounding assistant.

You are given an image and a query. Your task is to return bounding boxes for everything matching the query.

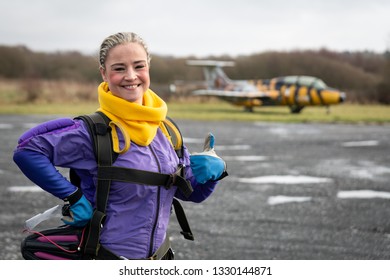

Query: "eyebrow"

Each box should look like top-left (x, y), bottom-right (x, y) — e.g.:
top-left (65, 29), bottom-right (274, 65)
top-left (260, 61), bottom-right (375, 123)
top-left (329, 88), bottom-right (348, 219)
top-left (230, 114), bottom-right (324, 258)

top-left (110, 60), bottom-right (147, 67)
top-left (133, 60), bottom-right (147, 64)
top-left (110, 62), bottom-right (125, 67)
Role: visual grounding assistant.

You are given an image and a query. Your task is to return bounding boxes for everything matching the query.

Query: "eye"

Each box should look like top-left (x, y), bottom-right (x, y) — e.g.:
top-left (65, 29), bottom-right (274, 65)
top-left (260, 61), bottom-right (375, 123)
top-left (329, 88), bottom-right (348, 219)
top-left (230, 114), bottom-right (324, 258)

top-left (112, 66), bottom-right (126, 72)
top-left (135, 63), bottom-right (146, 69)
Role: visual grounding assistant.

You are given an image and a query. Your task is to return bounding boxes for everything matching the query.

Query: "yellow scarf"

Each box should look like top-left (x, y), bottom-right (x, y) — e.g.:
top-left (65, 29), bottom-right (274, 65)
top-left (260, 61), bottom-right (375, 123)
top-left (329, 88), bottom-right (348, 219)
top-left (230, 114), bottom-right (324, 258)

top-left (97, 82), bottom-right (169, 150)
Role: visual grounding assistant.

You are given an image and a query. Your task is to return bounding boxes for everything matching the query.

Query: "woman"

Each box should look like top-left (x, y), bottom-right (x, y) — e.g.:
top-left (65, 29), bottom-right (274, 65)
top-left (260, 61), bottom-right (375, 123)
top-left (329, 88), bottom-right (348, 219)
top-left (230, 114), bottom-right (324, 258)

top-left (13, 32), bottom-right (227, 259)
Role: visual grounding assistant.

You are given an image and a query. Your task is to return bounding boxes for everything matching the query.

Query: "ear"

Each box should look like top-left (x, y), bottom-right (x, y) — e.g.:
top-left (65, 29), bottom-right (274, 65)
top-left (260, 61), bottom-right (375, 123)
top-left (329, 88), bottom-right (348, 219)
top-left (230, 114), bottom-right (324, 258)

top-left (99, 66), bottom-right (107, 81)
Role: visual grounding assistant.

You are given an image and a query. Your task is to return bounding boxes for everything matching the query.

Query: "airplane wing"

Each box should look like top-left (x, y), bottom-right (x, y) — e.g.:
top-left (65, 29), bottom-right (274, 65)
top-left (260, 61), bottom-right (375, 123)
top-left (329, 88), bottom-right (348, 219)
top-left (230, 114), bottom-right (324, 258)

top-left (187, 60), bottom-right (235, 67)
top-left (193, 89), bottom-right (272, 100)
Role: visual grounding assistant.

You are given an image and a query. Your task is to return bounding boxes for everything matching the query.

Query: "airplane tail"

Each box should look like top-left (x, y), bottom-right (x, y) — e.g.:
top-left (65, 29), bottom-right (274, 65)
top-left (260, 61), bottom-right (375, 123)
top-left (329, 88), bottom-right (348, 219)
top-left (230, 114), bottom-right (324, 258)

top-left (187, 60), bottom-right (235, 90)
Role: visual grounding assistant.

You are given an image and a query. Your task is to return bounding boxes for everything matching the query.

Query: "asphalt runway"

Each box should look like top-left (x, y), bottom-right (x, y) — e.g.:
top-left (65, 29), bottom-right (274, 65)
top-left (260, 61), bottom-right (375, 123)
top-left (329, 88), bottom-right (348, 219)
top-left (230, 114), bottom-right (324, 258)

top-left (1, 114), bottom-right (390, 260)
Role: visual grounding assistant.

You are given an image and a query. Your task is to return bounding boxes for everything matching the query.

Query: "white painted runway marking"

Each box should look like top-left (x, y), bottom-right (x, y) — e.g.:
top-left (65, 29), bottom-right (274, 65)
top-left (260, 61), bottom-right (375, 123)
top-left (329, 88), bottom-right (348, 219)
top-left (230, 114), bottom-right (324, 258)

top-left (217, 145), bottom-right (251, 150)
top-left (184, 138), bottom-right (251, 150)
top-left (260, 125), bottom-right (320, 137)
top-left (8, 186), bottom-right (42, 192)
top-left (316, 159), bottom-right (390, 181)
top-left (337, 190), bottom-right (390, 199)
top-left (268, 195), bottom-right (312, 205)
top-left (0, 123), bottom-right (13, 129)
top-left (238, 175), bottom-right (333, 184)
top-left (183, 137), bottom-right (204, 144)
top-left (267, 127), bottom-right (290, 137)
top-left (0, 123), bottom-right (41, 129)
top-left (342, 140), bottom-right (379, 147)
top-left (24, 123), bottom-right (41, 128)
top-left (223, 155), bottom-right (268, 161)
top-left (349, 165), bottom-right (390, 180)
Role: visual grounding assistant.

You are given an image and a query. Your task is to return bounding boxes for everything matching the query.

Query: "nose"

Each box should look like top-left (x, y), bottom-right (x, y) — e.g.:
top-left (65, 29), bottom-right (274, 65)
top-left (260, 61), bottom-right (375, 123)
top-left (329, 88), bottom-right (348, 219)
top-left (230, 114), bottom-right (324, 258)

top-left (124, 68), bottom-right (137, 80)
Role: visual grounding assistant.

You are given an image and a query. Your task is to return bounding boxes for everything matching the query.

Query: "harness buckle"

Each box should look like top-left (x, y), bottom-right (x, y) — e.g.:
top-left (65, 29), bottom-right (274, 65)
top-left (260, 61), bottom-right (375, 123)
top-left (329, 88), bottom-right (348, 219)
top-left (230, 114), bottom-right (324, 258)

top-left (165, 173), bottom-right (176, 189)
top-left (164, 164), bottom-right (185, 189)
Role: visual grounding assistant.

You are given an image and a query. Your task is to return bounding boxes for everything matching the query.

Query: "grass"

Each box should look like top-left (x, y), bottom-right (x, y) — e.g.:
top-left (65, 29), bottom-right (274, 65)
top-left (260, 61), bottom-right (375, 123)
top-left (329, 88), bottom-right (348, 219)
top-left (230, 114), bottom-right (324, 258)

top-left (168, 103), bottom-right (390, 124)
top-left (0, 101), bottom-right (389, 124)
top-left (0, 102), bottom-right (100, 116)
top-left (1, 78), bottom-right (389, 123)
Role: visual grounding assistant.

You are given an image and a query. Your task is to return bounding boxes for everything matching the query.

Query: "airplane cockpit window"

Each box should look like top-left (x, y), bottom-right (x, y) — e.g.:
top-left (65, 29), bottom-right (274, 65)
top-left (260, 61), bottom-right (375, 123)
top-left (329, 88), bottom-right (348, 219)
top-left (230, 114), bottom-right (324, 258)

top-left (283, 76), bottom-right (298, 85)
top-left (295, 76), bottom-right (327, 90)
top-left (297, 76), bottom-right (316, 87)
top-left (312, 79), bottom-right (327, 90)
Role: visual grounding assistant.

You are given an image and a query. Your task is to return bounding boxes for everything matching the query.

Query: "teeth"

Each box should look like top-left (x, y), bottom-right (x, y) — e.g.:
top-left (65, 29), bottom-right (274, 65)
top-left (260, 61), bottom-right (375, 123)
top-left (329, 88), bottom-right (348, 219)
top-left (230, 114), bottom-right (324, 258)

top-left (124, 85), bottom-right (138, 89)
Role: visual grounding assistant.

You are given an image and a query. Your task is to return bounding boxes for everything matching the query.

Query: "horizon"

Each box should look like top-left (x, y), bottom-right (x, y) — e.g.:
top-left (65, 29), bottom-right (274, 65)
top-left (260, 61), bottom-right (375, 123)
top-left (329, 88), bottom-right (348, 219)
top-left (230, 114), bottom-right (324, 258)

top-left (1, 42), bottom-right (388, 59)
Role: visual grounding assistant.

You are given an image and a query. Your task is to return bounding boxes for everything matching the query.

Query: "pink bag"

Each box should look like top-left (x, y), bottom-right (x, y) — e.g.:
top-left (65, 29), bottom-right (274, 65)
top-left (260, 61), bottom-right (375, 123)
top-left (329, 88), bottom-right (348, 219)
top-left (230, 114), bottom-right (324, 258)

top-left (21, 225), bottom-right (86, 260)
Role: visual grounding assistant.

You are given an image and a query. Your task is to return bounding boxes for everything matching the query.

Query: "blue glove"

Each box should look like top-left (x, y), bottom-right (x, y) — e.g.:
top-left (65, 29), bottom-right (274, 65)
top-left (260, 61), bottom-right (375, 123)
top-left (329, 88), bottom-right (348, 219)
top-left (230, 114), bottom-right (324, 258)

top-left (190, 133), bottom-right (227, 184)
top-left (61, 195), bottom-right (93, 227)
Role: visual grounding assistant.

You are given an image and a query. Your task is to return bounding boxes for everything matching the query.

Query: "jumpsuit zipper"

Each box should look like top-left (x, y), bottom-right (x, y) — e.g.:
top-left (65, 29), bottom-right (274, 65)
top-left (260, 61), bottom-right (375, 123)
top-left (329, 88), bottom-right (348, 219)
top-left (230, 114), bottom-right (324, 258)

top-left (148, 144), bottom-right (161, 257)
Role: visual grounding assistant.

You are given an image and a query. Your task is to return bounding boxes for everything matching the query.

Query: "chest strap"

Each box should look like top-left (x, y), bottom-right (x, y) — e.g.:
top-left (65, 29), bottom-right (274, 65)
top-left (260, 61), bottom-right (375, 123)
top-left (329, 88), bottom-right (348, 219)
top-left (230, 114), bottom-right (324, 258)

top-left (97, 164), bottom-right (193, 198)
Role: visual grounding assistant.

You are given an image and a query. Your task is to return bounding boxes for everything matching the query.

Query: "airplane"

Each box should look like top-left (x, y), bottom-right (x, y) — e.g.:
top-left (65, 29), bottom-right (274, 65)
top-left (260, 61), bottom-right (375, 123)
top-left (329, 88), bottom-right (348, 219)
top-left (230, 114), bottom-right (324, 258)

top-left (186, 60), bottom-right (346, 113)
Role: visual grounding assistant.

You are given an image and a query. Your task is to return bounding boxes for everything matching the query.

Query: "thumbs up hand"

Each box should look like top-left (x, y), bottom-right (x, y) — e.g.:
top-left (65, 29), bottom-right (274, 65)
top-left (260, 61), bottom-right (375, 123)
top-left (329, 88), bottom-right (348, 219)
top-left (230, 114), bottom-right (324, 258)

top-left (190, 133), bottom-right (228, 184)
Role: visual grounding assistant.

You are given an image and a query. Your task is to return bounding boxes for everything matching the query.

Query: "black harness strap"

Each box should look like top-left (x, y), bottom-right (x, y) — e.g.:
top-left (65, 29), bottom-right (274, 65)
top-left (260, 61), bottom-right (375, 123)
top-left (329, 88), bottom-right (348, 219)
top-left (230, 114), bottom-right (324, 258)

top-left (83, 210), bottom-right (106, 257)
top-left (97, 165), bottom-right (193, 198)
top-left (78, 112), bottom-right (114, 257)
top-left (172, 198), bottom-right (194, 240)
top-left (164, 116), bottom-right (184, 158)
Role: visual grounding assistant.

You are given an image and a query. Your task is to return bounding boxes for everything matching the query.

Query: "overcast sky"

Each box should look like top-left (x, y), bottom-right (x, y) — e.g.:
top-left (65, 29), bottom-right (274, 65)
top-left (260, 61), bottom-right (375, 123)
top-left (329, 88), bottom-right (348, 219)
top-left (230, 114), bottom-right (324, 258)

top-left (1, 0), bottom-right (389, 57)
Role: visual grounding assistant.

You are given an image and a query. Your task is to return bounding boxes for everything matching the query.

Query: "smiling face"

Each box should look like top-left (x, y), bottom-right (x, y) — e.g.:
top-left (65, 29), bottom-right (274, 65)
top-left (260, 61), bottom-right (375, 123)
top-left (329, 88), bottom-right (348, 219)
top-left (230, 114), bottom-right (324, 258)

top-left (100, 42), bottom-right (150, 104)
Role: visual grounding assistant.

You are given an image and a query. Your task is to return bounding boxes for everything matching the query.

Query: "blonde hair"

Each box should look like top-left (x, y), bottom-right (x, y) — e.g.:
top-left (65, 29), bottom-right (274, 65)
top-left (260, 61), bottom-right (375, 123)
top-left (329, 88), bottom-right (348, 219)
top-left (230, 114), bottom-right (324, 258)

top-left (99, 32), bottom-right (151, 70)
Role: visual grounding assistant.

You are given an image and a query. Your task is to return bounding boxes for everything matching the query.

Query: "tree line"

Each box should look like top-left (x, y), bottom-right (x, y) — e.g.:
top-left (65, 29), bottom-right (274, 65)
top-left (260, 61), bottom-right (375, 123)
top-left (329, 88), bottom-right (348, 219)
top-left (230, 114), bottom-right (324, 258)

top-left (0, 45), bottom-right (389, 104)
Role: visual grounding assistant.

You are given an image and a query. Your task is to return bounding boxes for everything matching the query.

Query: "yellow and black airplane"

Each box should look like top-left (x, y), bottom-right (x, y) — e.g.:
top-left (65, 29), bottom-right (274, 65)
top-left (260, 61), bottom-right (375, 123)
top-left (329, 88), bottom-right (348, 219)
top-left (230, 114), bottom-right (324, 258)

top-left (187, 60), bottom-right (346, 113)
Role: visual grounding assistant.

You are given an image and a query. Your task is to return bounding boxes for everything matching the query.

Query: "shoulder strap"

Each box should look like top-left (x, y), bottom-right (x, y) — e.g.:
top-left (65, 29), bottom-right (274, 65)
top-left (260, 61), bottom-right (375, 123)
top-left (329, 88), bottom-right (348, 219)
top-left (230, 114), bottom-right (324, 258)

top-left (172, 198), bottom-right (194, 240)
top-left (163, 116), bottom-right (184, 158)
top-left (75, 112), bottom-right (115, 257)
top-left (76, 112), bottom-right (119, 163)
top-left (162, 117), bottom-right (194, 240)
